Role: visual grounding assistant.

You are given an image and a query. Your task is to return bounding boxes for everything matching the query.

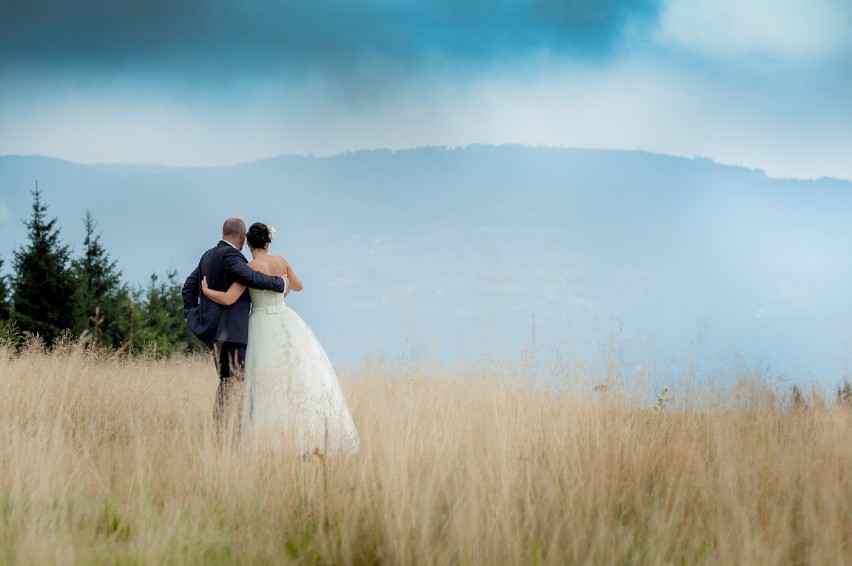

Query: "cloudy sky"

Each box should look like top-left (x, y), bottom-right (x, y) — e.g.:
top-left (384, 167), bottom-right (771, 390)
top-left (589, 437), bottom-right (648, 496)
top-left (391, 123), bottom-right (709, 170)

top-left (1, 0), bottom-right (851, 180)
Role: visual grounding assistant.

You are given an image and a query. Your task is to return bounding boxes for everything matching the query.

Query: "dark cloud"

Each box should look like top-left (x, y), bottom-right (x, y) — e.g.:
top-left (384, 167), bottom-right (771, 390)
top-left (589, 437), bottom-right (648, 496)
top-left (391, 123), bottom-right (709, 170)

top-left (1, 0), bottom-right (661, 82)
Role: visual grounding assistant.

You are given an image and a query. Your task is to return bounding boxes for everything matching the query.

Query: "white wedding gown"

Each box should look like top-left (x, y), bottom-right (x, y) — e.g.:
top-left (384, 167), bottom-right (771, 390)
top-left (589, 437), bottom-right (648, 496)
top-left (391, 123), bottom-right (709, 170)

top-left (242, 289), bottom-right (359, 454)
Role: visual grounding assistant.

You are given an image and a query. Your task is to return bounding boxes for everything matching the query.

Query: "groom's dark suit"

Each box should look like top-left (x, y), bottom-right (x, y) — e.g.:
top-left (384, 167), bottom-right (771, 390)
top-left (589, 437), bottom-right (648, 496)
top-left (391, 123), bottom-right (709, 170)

top-left (182, 240), bottom-right (285, 421)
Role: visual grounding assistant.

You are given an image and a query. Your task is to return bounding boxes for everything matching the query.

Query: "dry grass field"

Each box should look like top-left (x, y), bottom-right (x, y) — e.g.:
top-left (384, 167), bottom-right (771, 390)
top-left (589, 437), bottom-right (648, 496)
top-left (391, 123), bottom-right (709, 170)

top-left (1, 340), bottom-right (850, 564)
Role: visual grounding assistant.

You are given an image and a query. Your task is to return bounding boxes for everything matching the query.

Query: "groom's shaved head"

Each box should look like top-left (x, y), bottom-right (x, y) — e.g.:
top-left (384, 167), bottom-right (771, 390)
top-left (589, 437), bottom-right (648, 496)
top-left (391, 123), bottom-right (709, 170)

top-left (222, 217), bottom-right (246, 238)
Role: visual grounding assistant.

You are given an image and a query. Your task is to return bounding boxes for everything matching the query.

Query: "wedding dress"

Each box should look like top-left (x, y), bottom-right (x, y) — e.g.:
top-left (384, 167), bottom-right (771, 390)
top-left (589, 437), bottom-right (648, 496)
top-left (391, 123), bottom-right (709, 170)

top-left (242, 289), bottom-right (359, 454)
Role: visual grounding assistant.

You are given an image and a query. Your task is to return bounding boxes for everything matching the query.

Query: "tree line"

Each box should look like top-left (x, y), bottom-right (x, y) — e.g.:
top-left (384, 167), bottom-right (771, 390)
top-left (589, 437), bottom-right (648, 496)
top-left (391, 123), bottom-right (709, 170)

top-left (0, 185), bottom-right (203, 356)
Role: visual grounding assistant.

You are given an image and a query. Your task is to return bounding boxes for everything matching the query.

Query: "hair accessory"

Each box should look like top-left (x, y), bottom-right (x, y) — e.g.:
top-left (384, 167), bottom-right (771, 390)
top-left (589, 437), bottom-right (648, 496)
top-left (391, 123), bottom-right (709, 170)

top-left (268, 226), bottom-right (277, 241)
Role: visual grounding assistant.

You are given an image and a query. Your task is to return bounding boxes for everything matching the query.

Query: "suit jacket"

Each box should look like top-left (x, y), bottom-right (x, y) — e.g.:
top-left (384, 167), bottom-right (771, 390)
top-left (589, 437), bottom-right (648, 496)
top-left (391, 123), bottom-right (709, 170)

top-left (182, 240), bottom-right (286, 345)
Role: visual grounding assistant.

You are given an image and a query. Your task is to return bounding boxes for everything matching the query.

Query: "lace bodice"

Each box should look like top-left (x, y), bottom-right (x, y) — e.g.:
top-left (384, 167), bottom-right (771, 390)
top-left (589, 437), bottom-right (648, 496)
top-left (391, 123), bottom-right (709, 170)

top-left (249, 288), bottom-right (286, 313)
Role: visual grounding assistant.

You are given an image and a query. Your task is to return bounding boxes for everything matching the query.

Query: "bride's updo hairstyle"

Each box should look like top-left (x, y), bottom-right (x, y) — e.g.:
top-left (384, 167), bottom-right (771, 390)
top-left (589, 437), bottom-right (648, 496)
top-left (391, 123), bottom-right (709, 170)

top-left (246, 222), bottom-right (273, 249)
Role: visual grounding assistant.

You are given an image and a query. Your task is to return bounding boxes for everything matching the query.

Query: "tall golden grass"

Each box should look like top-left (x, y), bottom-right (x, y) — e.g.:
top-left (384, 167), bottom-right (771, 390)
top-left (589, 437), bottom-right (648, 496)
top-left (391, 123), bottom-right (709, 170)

top-left (1, 340), bottom-right (850, 564)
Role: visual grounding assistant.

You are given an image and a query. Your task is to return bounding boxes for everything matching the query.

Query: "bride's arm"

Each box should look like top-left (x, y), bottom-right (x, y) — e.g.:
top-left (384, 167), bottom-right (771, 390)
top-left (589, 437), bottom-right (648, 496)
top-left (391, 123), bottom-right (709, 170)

top-left (284, 260), bottom-right (303, 293)
top-left (201, 276), bottom-right (246, 306)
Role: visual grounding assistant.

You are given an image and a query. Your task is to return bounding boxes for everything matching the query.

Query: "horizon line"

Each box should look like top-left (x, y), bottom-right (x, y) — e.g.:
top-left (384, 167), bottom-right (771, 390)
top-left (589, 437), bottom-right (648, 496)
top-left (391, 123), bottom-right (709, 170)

top-left (2, 144), bottom-right (850, 183)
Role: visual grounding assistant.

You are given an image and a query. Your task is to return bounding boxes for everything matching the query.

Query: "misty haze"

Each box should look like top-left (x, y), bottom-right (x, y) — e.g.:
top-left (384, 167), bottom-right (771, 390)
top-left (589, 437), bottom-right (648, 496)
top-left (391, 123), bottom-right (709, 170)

top-left (2, 146), bottom-right (849, 391)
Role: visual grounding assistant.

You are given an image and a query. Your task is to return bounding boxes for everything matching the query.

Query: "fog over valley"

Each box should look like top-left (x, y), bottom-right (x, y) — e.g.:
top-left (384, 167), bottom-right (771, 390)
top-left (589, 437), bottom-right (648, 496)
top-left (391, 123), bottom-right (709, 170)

top-left (2, 146), bottom-right (850, 391)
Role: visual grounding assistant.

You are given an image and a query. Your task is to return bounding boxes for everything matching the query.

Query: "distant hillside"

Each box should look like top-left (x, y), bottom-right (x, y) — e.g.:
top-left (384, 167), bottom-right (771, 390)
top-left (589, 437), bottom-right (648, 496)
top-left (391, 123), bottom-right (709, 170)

top-left (1, 146), bottom-right (850, 386)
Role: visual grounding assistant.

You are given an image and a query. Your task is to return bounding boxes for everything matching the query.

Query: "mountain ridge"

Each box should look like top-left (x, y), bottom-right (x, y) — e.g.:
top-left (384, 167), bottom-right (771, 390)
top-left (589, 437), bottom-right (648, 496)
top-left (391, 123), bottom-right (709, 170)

top-left (6, 145), bottom-right (852, 187)
top-left (1, 145), bottom-right (850, 384)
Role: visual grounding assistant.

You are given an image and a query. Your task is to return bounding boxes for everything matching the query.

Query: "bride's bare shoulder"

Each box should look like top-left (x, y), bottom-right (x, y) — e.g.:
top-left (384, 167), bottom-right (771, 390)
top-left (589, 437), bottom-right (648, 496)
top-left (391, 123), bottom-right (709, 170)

top-left (271, 254), bottom-right (289, 270)
top-left (245, 256), bottom-right (279, 276)
top-left (258, 254), bottom-right (286, 276)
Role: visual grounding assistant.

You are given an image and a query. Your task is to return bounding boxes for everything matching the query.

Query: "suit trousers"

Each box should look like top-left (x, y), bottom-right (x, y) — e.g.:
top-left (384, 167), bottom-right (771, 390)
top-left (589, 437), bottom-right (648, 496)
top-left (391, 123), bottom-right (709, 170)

top-left (211, 341), bottom-right (246, 431)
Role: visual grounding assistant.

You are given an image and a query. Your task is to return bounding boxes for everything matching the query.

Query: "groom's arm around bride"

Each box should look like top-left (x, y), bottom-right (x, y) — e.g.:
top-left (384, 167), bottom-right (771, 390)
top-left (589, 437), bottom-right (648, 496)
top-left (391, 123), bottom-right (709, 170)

top-left (182, 218), bottom-right (286, 347)
top-left (182, 217), bottom-right (285, 346)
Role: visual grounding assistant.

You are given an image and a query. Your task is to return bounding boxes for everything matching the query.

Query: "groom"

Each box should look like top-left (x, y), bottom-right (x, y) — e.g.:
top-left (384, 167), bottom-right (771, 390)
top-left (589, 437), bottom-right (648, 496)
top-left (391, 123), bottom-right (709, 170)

top-left (182, 217), bottom-right (287, 427)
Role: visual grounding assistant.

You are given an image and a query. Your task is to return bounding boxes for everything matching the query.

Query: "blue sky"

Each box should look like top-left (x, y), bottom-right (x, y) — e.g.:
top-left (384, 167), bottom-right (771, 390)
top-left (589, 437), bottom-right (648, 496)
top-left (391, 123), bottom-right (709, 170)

top-left (1, 0), bottom-right (851, 179)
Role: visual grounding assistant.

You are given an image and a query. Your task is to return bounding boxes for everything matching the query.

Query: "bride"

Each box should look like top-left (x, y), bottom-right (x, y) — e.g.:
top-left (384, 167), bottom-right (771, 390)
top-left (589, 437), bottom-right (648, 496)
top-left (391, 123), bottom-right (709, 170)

top-left (201, 222), bottom-right (359, 455)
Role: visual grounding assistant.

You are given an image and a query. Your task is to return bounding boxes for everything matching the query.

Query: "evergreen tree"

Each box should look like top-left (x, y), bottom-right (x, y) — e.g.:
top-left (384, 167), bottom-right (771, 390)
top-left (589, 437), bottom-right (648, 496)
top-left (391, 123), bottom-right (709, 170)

top-left (0, 256), bottom-right (10, 321)
top-left (71, 210), bottom-right (129, 348)
top-left (0, 256), bottom-right (16, 343)
top-left (11, 185), bottom-right (76, 345)
top-left (131, 269), bottom-right (203, 357)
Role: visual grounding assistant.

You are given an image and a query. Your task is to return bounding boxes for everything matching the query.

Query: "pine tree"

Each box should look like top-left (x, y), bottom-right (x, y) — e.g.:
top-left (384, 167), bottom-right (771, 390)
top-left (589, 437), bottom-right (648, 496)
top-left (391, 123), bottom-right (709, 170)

top-left (131, 269), bottom-right (203, 356)
top-left (0, 256), bottom-right (10, 321)
top-left (71, 210), bottom-right (130, 348)
top-left (11, 185), bottom-right (76, 345)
